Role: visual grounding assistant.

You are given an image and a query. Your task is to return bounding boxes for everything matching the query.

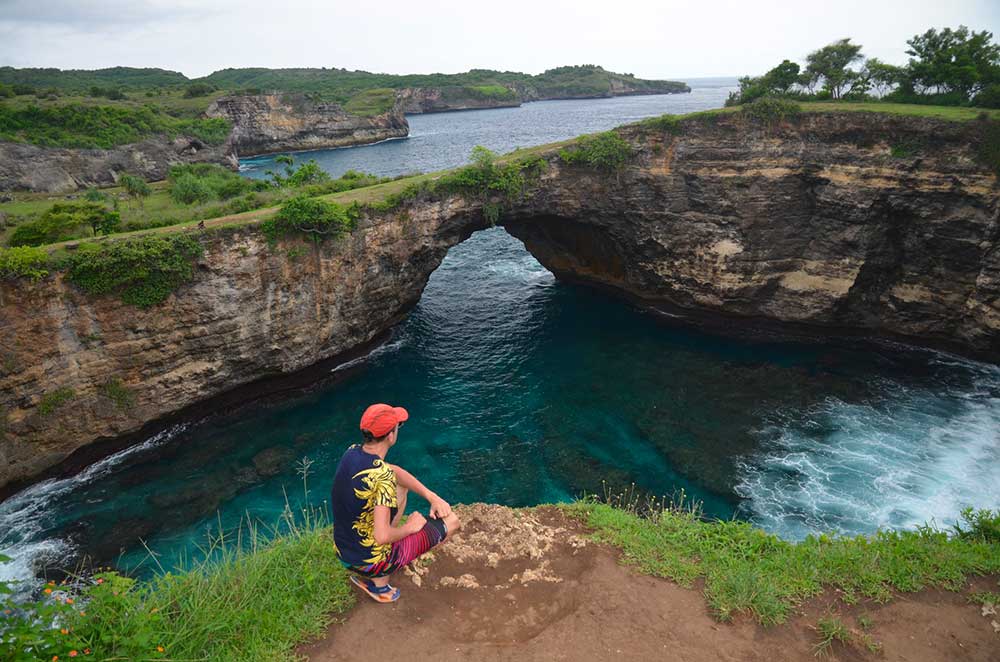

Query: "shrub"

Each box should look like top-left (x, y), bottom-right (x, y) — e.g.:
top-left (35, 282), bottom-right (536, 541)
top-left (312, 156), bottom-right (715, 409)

top-left (183, 82), bottom-right (216, 98)
top-left (285, 161), bottom-right (330, 187)
top-left (953, 507), bottom-right (1000, 543)
top-left (741, 96), bottom-right (802, 124)
top-left (973, 84), bottom-right (1000, 109)
top-left (83, 187), bottom-right (107, 203)
top-left (8, 202), bottom-right (118, 246)
top-left (640, 114), bottom-right (682, 134)
top-left (224, 192), bottom-right (267, 215)
top-left (0, 246), bottom-right (50, 280)
top-left (168, 163), bottom-right (252, 204)
top-left (38, 387), bottom-right (75, 416)
top-left (559, 131), bottom-right (633, 171)
top-left (119, 173), bottom-right (152, 201)
top-left (99, 377), bottom-right (135, 411)
top-left (262, 196), bottom-right (361, 242)
top-left (168, 172), bottom-right (212, 204)
top-left (63, 235), bottom-right (204, 308)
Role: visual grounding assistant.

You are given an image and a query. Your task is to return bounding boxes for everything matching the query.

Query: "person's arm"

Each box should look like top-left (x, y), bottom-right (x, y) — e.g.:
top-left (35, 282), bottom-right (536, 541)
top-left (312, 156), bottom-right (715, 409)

top-left (372, 505), bottom-right (426, 545)
top-left (391, 464), bottom-right (452, 518)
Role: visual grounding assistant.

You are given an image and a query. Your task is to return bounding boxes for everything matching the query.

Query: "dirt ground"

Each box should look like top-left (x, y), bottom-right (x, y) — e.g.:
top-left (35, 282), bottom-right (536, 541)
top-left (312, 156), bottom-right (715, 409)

top-left (300, 505), bottom-right (1000, 662)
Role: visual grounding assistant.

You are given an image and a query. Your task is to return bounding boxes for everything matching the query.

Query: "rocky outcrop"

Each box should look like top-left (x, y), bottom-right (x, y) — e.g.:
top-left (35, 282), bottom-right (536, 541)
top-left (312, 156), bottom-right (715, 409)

top-left (398, 87), bottom-right (521, 114)
top-left (205, 93), bottom-right (409, 156)
top-left (0, 137), bottom-right (235, 193)
top-left (0, 111), bottom-right (997, 492)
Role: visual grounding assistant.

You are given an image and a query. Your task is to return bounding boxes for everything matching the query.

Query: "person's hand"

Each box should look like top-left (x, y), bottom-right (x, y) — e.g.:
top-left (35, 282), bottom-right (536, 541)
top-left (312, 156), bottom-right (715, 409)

top-left (406, 512), bottom-right (427, 533)
top-left (429, 496), bottom-right (451, 519)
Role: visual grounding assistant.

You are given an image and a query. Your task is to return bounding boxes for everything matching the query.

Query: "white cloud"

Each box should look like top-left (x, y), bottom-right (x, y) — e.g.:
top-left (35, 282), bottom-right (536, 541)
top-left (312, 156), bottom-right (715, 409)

top-left (0, 0), bottom-right (997, 79)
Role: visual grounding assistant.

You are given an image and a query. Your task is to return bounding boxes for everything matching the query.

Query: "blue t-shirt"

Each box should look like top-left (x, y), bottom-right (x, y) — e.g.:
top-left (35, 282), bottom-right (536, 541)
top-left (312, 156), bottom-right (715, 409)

top-left (331, 445), bottom-right (399, 566)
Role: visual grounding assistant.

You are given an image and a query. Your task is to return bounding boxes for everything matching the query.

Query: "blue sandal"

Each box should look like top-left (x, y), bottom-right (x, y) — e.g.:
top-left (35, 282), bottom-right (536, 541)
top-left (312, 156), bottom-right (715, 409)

top-left (350, 574), bottom-right (400, 603)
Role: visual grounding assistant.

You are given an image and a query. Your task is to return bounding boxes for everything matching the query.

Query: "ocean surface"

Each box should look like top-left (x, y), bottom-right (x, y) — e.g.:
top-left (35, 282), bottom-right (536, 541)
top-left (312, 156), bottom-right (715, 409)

top-left (3, 80), bottom-right (1000, 590)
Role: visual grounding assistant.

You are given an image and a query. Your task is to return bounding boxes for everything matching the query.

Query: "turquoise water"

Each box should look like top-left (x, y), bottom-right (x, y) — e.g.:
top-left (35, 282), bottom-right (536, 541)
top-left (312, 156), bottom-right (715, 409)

top-left (3, 84), bottom-right (1000, 588)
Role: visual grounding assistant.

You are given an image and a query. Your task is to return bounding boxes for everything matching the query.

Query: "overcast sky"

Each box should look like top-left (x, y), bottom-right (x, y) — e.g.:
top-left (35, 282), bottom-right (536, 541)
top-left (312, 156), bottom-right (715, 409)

top-left (1, 0), bottom-right (998, 80)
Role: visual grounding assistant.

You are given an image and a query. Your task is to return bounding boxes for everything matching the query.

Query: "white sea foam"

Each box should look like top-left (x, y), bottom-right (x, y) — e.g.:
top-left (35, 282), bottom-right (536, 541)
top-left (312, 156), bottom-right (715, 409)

top-left (736, 361), bottom-right (1000, 539)
top-left (330, 336), bottom-right (407, 373)
top-left (0, 425), bottom-right (186, 595)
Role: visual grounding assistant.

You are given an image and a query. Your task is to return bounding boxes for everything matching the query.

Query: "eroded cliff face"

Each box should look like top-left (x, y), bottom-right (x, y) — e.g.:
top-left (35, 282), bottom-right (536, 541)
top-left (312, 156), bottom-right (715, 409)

top-left (206, 93), bottom-right (409, 156)
top-left (0, 112), bottom-right (997, 492)
top-left (398, 87), bottom-right (521, 114)
top-left (0, 137), bottom-right (234, 193)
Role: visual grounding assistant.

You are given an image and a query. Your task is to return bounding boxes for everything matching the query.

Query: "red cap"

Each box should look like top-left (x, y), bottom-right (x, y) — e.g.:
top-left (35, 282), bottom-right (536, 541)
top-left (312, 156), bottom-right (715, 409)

top-left (360, 403), bottom-right (409, 438)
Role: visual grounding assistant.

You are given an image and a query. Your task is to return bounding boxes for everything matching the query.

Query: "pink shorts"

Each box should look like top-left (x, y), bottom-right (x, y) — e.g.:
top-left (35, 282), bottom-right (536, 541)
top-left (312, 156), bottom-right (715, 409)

top-left (344, 518), bottom-right (447, 578)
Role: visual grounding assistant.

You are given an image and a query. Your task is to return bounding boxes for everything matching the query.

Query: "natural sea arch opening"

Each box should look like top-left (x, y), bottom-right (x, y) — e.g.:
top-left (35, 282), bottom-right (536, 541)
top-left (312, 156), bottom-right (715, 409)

top-left (2, 222), bottom-right (1000, 586)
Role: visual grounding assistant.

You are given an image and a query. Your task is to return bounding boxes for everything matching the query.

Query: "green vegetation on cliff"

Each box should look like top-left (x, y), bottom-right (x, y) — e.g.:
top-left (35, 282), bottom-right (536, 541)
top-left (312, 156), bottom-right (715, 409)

top-left (2, 106), bottom-right (996, 310)
top-left (568, 500), bottom-right (1000, 625)
top-left (61, 235), bottom-right (205, 308)
top-left (0, 103), bottom-right (230, 148)
top-left (0, 66), bottom-right (189, 93)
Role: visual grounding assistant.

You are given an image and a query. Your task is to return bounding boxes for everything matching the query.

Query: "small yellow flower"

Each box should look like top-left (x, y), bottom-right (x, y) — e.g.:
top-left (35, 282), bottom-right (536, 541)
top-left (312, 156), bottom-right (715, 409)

top-left (61, 628), bottom-right (69, 635)
top-left (156, 646), bottom-right (165, 653)
top-left (150, 607), bottom-right (158, 613)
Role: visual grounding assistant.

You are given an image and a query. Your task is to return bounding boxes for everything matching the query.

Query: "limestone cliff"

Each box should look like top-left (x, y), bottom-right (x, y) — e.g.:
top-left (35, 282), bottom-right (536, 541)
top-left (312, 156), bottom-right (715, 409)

top-left (398, 87), bottom-right (521, 114)
top-left (0, 137), bottom-right (235, 193)
top-left (0, 111), bottom-right (997, 492)
top-left (205, 93), bottom-right (409, 156)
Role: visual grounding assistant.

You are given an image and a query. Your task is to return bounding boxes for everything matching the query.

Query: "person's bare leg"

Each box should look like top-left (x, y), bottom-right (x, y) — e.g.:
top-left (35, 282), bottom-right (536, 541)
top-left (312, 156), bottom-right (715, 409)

top-left (391, 485), bottom-right (409, 527)
top-left (441, 511), bottom-right (462, 541)
top-left (364, 485), bottom-right (409, 590)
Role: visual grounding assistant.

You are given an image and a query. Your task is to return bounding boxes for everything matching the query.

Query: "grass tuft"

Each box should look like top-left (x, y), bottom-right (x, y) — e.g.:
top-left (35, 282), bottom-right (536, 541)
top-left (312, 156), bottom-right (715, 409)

top-left (812, 615), bottom-right (851, 656)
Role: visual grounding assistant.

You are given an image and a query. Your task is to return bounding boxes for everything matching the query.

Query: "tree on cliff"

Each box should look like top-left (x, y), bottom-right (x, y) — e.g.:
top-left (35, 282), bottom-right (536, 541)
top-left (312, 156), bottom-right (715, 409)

top-left (8, 202), bottom-right (119, 246)
top-left (119, 173), bottom-right (151, 210)
top-left (903, 26), bottom-right (1000, 100)
top-left (803, 38), bottom-right (865, 99)
top-left (726, 60), bottom-right (801, 105)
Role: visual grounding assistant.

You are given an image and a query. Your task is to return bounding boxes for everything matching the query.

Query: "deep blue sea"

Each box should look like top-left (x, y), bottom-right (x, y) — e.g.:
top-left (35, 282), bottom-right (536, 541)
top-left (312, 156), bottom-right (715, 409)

top-left (3, 80), bottom-right (999, 589)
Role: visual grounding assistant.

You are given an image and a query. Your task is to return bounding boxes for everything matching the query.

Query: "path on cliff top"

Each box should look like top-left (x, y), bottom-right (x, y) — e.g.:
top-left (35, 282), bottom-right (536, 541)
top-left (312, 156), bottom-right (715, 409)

top-left (300, 506), bottom-right (999, 662)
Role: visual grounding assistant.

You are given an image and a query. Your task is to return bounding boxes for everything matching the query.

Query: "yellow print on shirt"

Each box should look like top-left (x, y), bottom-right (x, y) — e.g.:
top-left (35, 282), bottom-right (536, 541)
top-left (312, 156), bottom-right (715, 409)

top-left (352, 459), bottom-right (398, 564)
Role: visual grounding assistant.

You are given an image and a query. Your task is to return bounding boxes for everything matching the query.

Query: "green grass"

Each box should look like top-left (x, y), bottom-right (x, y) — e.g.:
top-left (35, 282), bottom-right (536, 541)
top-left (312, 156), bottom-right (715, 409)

top-left (813, 616), bottom-right (851, 656)
top-left (565, 501), bottom-right (1000, 626)
top-left (800, 101), bottom-right (1000, 121)
top-left (342, 88), bottom-right (397, 116)
top-left (1, 506), bottom-right (354, 661)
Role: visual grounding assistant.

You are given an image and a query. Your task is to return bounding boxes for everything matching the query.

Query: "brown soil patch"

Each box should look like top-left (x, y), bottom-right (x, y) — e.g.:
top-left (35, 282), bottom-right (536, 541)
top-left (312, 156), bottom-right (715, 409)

top-left (300, 505), bottom-right (1000, 662)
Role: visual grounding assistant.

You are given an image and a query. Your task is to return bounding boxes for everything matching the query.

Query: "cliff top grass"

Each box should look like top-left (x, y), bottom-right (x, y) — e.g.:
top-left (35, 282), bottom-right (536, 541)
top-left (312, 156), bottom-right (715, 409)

top-left (2, 499), bottom-right (997, 660)
top-left (566, 499), bottom-right (1000, 626)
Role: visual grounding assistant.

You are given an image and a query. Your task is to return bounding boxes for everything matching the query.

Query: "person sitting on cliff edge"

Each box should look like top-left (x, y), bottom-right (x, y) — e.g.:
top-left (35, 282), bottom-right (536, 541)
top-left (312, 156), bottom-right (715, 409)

top-left (331, 403), bottom-right (461, 603)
